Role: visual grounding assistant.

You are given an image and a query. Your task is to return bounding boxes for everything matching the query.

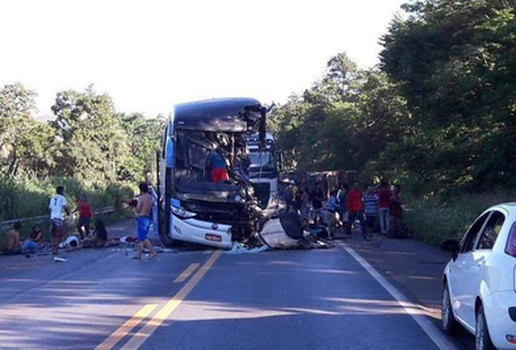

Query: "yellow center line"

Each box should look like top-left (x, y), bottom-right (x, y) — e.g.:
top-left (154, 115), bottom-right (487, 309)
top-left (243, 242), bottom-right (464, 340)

top-left (94, 304), bottom-right (158, 350)
top-left (120, 250), bottom-right (222, 350)
top-left (173, 263), bottom-right (200, 283)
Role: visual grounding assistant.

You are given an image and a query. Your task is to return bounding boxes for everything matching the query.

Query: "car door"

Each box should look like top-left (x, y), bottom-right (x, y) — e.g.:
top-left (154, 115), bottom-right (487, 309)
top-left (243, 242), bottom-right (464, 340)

top-left (448, 211), bottom-right (490, 328)
top-left (461, 211), bottom-right (506, 327)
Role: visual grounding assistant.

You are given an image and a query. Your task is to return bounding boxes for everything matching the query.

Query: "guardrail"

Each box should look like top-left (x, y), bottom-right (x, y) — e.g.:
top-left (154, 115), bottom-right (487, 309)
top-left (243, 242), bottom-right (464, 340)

top-left (0, 206), bottom-right (116, 228)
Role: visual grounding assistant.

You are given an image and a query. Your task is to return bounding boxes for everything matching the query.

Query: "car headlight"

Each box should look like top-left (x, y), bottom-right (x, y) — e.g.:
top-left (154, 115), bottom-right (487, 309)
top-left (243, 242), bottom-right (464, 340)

top-left (171, 206), bottom-right (197, 219)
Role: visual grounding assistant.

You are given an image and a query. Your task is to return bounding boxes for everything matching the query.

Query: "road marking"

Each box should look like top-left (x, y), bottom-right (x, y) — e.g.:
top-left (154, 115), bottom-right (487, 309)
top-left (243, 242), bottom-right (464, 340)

top-left (94, 304), bottom-right (158, 350)
top-left (203, 250), bottom-right (212, 254)
top-left (120, 250), bottom-right (222, 350)
top-left (339, 243), bottom-right (459, 350)
top-left (173, 263), bottom-right (200, 283)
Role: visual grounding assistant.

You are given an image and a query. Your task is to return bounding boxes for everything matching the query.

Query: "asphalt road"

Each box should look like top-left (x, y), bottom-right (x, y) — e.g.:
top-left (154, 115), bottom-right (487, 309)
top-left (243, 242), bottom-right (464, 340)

top-left (0, 224), bottom-right (459, 350)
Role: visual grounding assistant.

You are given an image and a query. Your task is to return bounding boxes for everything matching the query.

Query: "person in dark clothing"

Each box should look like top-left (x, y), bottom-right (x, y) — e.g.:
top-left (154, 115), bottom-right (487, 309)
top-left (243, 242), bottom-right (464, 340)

top-left (22, 224), bottom-right (44, 253)
top-left (389, 184), bottom-right (404, 238)
top-left (83, 219), bottom-right (108, 248)
top-left (310, 185), bottom-right (324, 224)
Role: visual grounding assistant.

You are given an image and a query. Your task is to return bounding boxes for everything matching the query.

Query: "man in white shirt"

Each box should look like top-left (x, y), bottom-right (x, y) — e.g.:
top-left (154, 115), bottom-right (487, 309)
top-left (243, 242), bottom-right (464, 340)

top-left (49, 186), bottom-right (70, 255)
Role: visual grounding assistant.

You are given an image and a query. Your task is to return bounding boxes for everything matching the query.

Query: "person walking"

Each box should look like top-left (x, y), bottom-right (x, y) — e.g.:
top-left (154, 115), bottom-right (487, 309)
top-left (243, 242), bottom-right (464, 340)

top-left (377, 179), bottom-right (392, 236)
top-left (389, 184), bottom-right (404, 238)
top-left (362, 184), bottom-right (380, 240)
top-left (49, 186), bottom-right (70, 256)
top-left (346, 183), bottom-right (367, 238)
top-left (76, 195), bottom-right (93, 239)
top-left (129, 183), bottom-right (157, 260)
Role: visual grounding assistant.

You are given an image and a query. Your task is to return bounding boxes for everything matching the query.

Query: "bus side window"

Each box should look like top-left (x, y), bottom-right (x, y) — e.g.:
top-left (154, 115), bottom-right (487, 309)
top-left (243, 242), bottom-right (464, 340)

top-left (162, 124), bottom-right (168, 159)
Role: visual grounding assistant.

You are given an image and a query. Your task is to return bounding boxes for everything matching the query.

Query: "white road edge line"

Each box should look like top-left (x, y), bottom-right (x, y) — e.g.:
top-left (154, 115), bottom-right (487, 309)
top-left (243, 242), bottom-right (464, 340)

top-left (339, 242), bottom-right (459, 350)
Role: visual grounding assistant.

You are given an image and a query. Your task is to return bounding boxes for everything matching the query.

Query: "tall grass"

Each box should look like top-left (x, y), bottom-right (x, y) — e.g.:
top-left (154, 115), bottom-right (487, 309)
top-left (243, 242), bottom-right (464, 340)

top-left (0, 174), bottom-right (134, 221)
top-left (404, 191), bottom-right (516, 246)
top-left (0, 174), bottom-right (135, 250)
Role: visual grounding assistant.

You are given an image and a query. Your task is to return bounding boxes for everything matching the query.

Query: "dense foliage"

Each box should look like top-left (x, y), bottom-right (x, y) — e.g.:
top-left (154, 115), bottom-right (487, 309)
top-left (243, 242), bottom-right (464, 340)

top-left (271, 0), bottom-right (516, 197)
top-left (0, 83), bottom-right (165, 220)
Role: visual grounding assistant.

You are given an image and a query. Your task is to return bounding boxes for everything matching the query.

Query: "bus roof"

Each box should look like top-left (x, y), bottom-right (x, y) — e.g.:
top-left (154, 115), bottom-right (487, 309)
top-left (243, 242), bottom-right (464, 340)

top-left (174, 97), bottom-right (262, 132)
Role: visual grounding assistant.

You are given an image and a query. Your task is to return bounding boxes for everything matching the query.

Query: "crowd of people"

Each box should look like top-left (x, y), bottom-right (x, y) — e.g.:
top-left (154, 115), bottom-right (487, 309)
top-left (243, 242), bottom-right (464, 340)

top-left (2, 186), bottom-right (108, 257)
top-left (1, 180), bottom-right (169, 261)
top-left (283, 178), bottom-right (405, 241)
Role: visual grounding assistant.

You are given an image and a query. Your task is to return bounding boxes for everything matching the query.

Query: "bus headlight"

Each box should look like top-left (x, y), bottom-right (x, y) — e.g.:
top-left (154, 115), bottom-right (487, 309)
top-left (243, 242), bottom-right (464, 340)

top-left (171, 206), bottom-right (197, 219)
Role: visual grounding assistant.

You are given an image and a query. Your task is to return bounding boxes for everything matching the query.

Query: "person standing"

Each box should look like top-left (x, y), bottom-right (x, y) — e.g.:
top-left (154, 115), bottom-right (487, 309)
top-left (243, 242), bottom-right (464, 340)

top-left (310, 184), bottom-right (324, 224)
top-left (300, 187), bottom-right (310, 220)
top-left (346, 182), bottom-right (366, 238)
top-left (377, 180), bottom-right (392, 236)
top-left (131, 183), bottom-right (157, 260)
top-left (76, 195), bottom-right (93, 239)
top-left (389, 184), bottom-right (404, 238)
top-left (362, 184), bottom-right (380, 241)
top-left (336, 184), bottom-right (349, 226)
top-left (49, 186), bottom-right (70, 256)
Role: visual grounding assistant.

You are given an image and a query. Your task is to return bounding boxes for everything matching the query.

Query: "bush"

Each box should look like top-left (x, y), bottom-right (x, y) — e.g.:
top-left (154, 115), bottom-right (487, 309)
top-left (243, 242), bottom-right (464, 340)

top-left (0, 173), bottom-right (134, 221)
top-left (405, 191), bottom-right (516, 246)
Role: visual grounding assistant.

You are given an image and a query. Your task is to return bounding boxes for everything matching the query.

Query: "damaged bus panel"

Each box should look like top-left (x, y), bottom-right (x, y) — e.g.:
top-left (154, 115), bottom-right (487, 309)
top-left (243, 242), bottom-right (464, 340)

top-left (246, 132), bottom-right (279, 214)
top-left (158, 98), bottom-right (268, 249)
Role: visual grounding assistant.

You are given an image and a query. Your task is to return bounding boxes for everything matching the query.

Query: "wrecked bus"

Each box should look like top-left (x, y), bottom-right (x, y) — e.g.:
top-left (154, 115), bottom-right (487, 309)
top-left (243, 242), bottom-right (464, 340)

top-left (157, 98), bottom-right (268, 249)
top-left (246, 132), bottom-right (279, 214)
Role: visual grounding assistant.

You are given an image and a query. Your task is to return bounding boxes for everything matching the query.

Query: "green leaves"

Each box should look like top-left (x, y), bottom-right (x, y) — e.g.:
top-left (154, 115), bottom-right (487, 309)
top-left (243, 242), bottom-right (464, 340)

top-left (0, 83), bottom-right (165, 187)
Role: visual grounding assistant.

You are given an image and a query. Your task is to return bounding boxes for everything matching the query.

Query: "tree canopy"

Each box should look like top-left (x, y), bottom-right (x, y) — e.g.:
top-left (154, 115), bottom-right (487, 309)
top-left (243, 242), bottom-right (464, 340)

top-left (271, 0), bottom-right (516, 196)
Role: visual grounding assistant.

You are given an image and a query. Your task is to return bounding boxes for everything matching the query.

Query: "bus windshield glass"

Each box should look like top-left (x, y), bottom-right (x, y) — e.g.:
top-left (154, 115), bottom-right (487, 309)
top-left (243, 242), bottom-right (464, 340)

top-left (249, 152), bottom-right (273, 168)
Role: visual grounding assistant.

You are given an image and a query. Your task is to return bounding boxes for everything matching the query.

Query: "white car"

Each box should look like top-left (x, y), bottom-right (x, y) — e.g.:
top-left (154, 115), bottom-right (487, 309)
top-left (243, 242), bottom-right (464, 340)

top-left (440, 203), bottom-right (516, 350)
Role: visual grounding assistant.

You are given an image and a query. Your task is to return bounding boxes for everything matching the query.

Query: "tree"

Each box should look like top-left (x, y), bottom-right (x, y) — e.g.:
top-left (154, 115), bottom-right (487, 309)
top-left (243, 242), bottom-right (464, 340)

top-left (50, 86), bottom-right (131, 183)
top-left (379, 0), bottom-right (516, 191)
top-left (0, 83), bottom-right (57, 177)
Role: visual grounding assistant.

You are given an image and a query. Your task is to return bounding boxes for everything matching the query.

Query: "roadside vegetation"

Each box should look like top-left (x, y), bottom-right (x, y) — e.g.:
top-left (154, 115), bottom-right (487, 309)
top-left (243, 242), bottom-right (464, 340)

top-left (270, 0), bottom-right (516, 244)
top-left (0, 83), bottom-right (164, 223)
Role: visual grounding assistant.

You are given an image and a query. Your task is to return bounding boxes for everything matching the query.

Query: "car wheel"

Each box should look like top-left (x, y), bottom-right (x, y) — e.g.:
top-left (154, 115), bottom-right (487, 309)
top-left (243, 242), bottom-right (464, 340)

top-left (476, 305), bottom-right (496, 350)
top-left (441, 283), bottom-right (460, 334)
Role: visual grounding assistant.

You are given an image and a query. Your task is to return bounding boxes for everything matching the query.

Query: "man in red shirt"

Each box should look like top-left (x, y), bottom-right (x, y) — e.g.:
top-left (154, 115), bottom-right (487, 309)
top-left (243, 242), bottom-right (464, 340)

top-left (346, 182), bottom-right (366, 237)
top-left (76, 195), bottom-right (93, 239)
top-left (377, 179), bottom-right (392, 235)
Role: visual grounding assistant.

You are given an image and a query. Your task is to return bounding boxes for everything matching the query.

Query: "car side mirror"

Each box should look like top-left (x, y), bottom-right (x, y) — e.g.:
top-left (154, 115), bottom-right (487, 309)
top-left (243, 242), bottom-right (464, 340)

top-left (440, 239), bottom-right (460, 260)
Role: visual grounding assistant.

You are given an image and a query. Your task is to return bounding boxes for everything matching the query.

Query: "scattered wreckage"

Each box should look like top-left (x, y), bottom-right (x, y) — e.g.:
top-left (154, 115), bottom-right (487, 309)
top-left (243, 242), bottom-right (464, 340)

top-left (155, 98), bottom-right (334, 251)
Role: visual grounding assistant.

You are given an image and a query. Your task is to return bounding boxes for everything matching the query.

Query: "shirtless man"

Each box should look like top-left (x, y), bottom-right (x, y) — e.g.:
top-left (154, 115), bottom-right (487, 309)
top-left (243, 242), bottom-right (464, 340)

top-left (127, 183), bottom-right (157, 260)
top-left (5, 222), bottom-right (22, 255)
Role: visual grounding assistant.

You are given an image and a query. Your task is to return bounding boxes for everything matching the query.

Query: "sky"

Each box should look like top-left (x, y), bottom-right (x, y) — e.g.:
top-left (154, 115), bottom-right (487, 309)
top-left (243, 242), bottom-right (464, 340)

top-left (0, 0), bottom-right (406, 118)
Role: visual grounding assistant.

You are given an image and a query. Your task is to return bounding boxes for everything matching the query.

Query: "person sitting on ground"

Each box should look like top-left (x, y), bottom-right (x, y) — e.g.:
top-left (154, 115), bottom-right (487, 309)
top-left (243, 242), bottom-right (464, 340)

top-left (5, 222), bottom-right (22, 255)
top-left (21, 224), bottom-right (44, 253)
top-left (83, 219), bottom-right (108, 248)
